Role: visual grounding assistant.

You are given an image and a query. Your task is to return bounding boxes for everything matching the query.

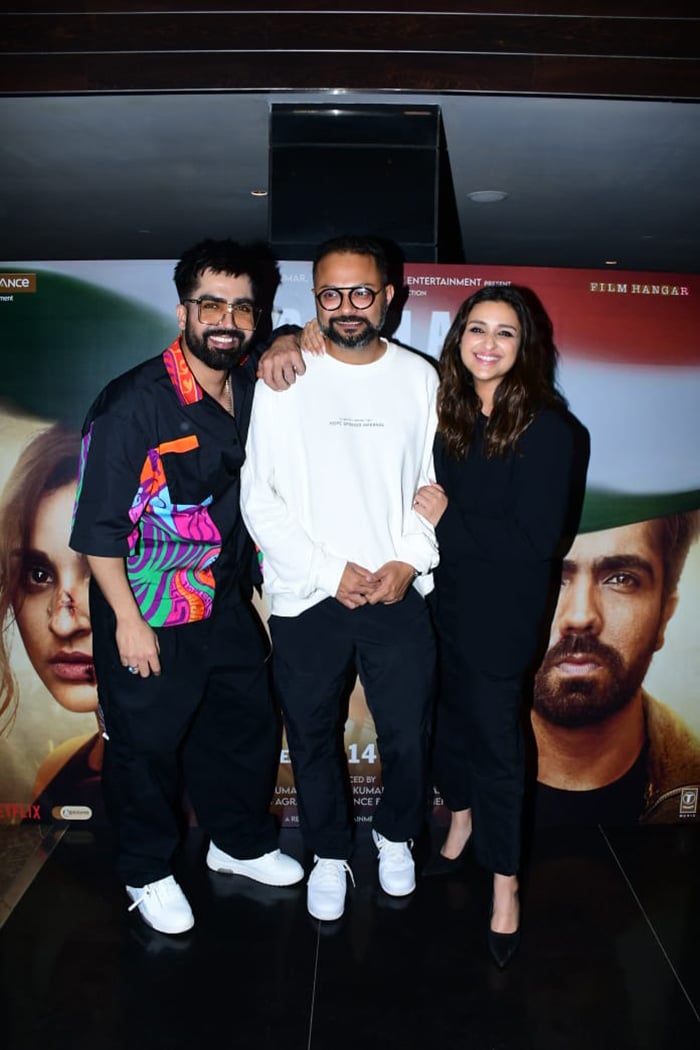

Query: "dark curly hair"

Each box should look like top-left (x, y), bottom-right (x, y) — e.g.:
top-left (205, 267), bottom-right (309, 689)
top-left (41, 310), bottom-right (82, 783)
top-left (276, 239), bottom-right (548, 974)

top-left (173, 238), bottom-right (266, 301)
top-left (437, 284), bottom-right (565, 459)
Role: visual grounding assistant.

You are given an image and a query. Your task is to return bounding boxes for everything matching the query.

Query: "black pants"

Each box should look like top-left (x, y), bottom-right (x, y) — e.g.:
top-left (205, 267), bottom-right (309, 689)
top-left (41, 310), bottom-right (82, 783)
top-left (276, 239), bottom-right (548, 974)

top-left (270, 592), bottom-right (436, 859)
top-left (91, 584), bottom-right (279, 886)
top-left (433, 631), bottom-right (524, 876)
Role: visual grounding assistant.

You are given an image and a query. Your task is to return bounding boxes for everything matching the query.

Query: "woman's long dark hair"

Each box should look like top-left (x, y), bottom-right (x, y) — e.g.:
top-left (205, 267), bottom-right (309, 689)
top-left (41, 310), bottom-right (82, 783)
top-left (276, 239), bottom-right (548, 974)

top-left (437, 285), bottom-right (565, 459)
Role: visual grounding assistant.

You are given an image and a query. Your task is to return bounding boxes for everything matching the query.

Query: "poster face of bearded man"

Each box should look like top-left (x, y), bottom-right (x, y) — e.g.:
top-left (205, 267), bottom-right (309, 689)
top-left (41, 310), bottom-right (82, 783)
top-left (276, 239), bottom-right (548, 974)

top-left (533, 522), bottom-right (676, 732)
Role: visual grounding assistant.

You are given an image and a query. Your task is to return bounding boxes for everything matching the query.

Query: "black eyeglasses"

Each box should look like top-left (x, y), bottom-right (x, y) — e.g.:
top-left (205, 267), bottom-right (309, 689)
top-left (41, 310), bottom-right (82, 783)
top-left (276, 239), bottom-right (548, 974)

top-left (314, 285), bottom-right (385, 311)
top-left (182, 297), bottom-right (260, 330)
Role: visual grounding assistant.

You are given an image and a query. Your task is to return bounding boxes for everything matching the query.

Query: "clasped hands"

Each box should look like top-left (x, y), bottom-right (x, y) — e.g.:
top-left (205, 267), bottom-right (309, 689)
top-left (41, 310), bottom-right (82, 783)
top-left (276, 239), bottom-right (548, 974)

top-left (336, 560), bottom-right (416, 610)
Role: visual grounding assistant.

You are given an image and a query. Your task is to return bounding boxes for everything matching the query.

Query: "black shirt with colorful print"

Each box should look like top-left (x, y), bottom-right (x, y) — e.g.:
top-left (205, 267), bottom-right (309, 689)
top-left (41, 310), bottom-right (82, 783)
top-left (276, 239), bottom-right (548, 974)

top-left (70, 337), bottom-right (261, 626)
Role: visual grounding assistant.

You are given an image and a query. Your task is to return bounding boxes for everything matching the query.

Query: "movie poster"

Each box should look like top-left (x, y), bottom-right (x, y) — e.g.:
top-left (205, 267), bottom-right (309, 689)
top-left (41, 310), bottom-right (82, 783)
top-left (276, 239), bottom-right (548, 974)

top-left (0, 260), bottom-right (698, 827)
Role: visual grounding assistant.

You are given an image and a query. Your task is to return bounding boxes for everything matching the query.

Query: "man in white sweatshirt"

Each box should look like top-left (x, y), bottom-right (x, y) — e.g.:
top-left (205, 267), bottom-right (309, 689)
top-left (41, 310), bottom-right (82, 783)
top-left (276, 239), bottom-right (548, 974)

top-left (241, 235), bottom-right (439, 921)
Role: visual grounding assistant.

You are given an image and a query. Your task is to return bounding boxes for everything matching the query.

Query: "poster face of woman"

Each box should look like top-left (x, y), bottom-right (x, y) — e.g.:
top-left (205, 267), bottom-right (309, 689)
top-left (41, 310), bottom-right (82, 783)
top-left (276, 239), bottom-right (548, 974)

top-left (13, 482), bottom-right (95, 715)
top-left (0, 423), bottom-right (102, 822)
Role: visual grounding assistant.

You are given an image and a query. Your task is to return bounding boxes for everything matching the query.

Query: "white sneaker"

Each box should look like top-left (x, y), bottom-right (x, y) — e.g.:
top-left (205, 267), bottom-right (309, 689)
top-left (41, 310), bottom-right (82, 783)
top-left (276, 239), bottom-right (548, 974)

top-left (206, 843), bottom-right (304, 886)
top-left (307, 856), bottom-right (354, 921)
top-left (126, 875), bottom-right (194, 935)
top-left (372, 830), bottom-right (416, 896)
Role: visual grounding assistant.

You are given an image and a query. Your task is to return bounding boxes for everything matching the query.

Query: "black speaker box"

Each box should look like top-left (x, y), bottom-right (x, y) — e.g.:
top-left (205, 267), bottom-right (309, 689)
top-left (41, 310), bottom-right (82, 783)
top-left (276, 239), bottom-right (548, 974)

top-left (269, 103), bottom-right (454, 263)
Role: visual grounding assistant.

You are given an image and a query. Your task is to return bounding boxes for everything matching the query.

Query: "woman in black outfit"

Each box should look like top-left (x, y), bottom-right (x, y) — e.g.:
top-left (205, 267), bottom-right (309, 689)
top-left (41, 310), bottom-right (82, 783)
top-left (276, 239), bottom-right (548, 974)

top-left (414, 285), bottom-right (587, 967)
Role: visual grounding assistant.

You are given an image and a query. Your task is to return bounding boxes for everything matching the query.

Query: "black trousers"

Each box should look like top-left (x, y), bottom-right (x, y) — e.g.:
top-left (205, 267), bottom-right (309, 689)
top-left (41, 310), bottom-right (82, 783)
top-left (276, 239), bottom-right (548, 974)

top-left (91, 584), bottom-right (279, 886)
top-left (433, 629), bottom-right (524, 876)
top-left (270, 591), bottom-right (436, 859)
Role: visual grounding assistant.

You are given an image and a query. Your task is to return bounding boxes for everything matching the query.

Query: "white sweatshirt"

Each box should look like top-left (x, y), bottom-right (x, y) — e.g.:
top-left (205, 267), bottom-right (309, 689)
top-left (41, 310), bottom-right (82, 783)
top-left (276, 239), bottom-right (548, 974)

top-left (240, 340), bottom-right (439, 616)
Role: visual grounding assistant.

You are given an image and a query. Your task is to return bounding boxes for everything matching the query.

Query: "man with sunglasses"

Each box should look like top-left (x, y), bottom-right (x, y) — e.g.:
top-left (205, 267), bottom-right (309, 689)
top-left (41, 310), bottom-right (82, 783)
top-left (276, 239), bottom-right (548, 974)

top-left (241, 235), bottom-right (439, 921)
top-left (70, 239), bottom-right (303, 935)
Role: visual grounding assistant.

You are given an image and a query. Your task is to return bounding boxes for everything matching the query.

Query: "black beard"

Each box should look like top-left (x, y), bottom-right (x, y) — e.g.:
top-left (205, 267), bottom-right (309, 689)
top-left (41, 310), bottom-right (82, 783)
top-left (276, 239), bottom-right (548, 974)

top-left (320, 306), bottom-right (387, 350)
top-left (533, 633), bottom-right (655, 729)
top-left (185, 322), bottom-right (249, 370)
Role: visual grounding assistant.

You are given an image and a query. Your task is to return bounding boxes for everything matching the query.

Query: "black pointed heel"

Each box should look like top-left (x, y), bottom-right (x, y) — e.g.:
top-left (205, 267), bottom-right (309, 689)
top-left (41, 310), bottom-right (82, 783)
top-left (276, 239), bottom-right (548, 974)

top-left (422, 836), bottom-right (472, 877)
top-left (487, 927), bottom-right (520, 969)
top-left (488, 889), bottom-right (520, 968)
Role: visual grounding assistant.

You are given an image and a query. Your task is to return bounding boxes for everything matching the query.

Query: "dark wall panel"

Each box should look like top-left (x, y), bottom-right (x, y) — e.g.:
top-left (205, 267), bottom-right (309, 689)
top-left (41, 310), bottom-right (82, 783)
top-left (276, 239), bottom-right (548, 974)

top-left (269, 105), bottom-right (440, 263)
top-left (1, 3), bottom-right (698, 99)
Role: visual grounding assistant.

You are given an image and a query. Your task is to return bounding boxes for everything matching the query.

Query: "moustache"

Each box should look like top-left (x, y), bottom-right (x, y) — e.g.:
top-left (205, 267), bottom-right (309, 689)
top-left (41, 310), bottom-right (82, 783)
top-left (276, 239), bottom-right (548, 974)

top-left (205, 328), bottom-right (245, 344)
top-left (330, 315), bottom-right (368, 327)
top-left (540, 633), bottom-right (620, 671)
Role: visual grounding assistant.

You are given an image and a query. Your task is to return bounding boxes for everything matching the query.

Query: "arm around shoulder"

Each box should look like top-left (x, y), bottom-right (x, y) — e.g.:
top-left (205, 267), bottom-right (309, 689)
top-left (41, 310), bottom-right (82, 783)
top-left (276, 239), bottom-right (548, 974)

top-left (256, 325), bottom-right (304, 390)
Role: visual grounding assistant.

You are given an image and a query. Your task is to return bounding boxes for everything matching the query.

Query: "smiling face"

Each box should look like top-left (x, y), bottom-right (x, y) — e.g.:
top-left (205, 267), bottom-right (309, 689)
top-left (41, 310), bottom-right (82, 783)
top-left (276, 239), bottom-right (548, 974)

top-left (314, 251), bottom-right (393, 361)
top-left (13, 483), bottom-right (96, 714)
top-left (533, 523), bottom-right (677, 728)
top-left (176, 268), bottom-right (255, 372)
top-left (459, 300), bottom-right (521, 410)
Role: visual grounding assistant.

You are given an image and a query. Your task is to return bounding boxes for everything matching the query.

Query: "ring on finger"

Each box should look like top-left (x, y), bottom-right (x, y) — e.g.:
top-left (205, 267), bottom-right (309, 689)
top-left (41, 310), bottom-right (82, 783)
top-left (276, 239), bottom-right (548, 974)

top-left (126, 665), bottom-right (139, 675)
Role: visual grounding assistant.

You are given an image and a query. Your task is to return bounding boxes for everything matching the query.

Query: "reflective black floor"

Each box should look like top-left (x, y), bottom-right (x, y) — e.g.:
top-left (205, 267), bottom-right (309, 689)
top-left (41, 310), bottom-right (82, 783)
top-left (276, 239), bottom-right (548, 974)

top-left (1, 821), bottom-right (699, 1050)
